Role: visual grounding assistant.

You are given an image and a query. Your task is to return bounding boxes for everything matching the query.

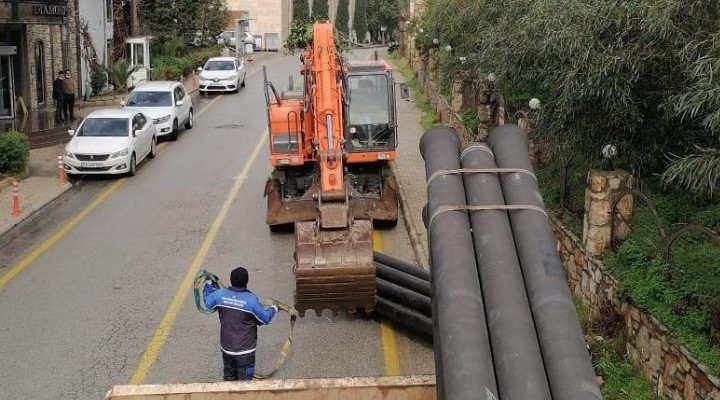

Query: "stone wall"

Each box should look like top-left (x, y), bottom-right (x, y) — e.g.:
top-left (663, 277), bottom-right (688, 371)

top-left (405, 49), bottom-right (475, 144)
top-left (24, 0), bottom-right (80, 110)
top-left (552, 216), bottom-right (720, 400)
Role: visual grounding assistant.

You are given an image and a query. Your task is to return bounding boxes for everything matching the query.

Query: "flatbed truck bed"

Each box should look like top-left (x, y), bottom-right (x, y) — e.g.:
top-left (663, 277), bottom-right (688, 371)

top-left (106, 375), bottom-right (436, 399)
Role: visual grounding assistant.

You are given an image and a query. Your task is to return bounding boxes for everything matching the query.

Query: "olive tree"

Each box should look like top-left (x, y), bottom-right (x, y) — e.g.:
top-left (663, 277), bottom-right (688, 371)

top-left (418, 0), bottom-right (720, 195)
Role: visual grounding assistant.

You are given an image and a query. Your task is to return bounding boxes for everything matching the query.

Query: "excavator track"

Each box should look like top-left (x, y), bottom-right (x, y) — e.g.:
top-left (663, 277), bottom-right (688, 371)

top-left (294, 219), bottom-right (376, 316)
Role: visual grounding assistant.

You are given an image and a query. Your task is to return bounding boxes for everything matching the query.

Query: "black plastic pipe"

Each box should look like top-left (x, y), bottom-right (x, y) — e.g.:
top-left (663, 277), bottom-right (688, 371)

top-left (376, 277), bottom-right (432, 316)
top-left (487, 125), bottom-right (602, 400)
top-left (375, 262), bottom-right (431, 297)
top-left (373, 252), bottom-right (430, 281)
top-left (375, 296), bottom-right (433, 337)
top-left (461, 142), bottom-right (552, 399)
top-left (420, 126), bottom-right (499, 400)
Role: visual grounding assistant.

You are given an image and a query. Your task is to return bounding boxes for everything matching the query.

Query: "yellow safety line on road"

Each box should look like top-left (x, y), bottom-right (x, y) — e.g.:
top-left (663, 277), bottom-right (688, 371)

top-left (0, 95), bottom-right (225, 290)
top-left (194, 95), bottom-right (223, 118)
top-left (361, 48), bottom-right (401, 376)
top-left (0, 179), bottom-right (125, 288)
top-left (130, 132), bottom-right (268, 385)
top-left (375, 230), bottom-right (401, 376)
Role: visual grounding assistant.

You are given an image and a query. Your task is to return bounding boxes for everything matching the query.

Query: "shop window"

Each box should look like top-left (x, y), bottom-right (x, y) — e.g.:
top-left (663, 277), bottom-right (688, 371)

top-left (35, 41), bottom-right (46, 105)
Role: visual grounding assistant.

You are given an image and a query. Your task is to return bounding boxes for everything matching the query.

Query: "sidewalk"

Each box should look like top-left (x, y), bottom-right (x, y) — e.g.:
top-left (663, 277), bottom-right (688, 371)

top-left (0, 51), bottom-right (433, 275)
top-left (0, 144), bottom-right (71, 236)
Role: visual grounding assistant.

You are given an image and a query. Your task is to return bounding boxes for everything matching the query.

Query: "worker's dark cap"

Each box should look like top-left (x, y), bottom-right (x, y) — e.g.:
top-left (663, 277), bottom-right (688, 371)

top-left (230, 266), bottom-right (249, 288)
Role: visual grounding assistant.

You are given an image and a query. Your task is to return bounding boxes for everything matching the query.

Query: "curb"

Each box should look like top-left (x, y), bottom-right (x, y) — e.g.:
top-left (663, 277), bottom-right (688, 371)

top-left (392, 162), bottom-right (430, 272)
top-left (0, 182), bottom-right (72, 238)
top-left (0, 165), bottom-right (31, 191)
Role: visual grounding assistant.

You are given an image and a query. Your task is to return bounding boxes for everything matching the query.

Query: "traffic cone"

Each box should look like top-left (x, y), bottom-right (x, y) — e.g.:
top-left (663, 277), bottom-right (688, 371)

top-left (10, 179), bottom-right (20, 217)
top-left (57, 155), bottom-right (65, 185)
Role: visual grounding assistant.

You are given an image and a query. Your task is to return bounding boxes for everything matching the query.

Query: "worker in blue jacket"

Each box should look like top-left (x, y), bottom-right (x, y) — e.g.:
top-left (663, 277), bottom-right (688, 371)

top-left (198, 266), bottom-right (278, 381)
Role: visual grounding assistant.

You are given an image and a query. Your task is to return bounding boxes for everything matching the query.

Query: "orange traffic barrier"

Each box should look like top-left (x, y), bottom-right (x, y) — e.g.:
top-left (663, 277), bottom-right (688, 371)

top-left (10, 179), bottom-right (20, 217)
top-left (57, 155), bottom-right (65, 185)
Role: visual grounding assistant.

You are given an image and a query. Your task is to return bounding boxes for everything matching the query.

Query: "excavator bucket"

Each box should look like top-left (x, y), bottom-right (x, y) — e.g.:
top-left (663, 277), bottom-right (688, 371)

top-left (294, 219), bottom-right (376, 316)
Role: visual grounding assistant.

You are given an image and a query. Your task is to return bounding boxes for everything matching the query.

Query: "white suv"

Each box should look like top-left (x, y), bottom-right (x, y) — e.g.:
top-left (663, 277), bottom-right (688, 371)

top-left (121, 81), bottom-right (193, 141)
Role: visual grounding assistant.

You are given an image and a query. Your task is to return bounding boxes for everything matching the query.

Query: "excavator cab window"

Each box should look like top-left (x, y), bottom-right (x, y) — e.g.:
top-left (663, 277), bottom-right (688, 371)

top-left (346, 74), bottom-right (395, 150)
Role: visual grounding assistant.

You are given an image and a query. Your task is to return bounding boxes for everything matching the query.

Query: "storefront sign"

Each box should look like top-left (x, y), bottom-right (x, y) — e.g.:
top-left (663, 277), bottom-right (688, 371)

top-left (32, 3), bottom-right (67, 17)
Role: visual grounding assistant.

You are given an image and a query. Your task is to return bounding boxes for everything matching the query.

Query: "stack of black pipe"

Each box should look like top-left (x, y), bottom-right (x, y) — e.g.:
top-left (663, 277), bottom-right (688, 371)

top-left (419, 125), bottom-right (602, 400)
top-left (373, 252), bottom-right (432, 337)
top-left (420, 126), bottom-right (499, 400)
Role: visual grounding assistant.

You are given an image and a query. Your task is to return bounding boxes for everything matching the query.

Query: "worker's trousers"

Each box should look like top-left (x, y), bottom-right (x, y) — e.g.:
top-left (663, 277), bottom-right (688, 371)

top-left (222, 351), bottom-right (255, 381)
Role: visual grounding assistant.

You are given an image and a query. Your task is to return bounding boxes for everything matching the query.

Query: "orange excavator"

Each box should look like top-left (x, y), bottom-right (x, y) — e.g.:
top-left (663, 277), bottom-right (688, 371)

top-left (262, 23), bottom-right (406, 316)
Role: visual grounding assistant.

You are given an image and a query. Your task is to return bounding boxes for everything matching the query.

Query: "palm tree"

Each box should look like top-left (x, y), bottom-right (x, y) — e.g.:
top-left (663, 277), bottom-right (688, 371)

top-left (108, 59), bottom-right (137, 92)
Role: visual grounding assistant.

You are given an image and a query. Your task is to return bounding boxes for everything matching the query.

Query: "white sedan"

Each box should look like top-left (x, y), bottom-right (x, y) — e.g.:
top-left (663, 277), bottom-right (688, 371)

top-left (63, 109), bottom-right (157, 177)
top-left (197, 57), bottom-right (247, 93)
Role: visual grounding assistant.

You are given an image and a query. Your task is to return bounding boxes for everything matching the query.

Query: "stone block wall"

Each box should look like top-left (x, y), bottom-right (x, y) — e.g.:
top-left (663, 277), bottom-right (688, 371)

top-left (405, 49), bottom-right (474, 144)
top-left (24, 1), bottom-right (80, 110)
top-left (26, 24), bottom-right (53, 109)
top-left (552, 216), bottom-right (720, 400)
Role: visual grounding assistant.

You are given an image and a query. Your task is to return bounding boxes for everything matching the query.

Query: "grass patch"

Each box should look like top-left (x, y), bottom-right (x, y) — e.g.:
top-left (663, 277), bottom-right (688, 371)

top-left (460, 108), bottom-right (478, 134)
top-left (389, 54), bottom-right (439, 129)
top-left (538, 151), bottom-right (720, 376)
top-left (575, 300), bottom-right (659, 400)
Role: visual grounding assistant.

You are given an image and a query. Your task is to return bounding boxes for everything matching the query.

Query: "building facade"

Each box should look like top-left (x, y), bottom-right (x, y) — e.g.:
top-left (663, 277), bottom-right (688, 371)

top-left (0, 0), bottom-right (80, 119)
top-left (226, 0), bottom-right (292, 50)
top-left (76, 0), bottom-right (113, 98)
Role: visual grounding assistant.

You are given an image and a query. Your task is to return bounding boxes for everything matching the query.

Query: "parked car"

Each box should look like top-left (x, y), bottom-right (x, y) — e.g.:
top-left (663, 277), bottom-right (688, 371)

top-left (190, 31), bottom-right (219, 47)
top-left (217, 30), bottom-right (257, 50)
top-left (121, 81), bottom-right (193, 141)
top-left (197, 57), bottom-right (247, 94)
top-left (63, 109), bottom-right (156, 177)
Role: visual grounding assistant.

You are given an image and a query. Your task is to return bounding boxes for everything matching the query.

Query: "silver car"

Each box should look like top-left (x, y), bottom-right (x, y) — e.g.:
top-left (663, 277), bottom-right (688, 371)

top-left (217, 30), bottom-right (256, 49)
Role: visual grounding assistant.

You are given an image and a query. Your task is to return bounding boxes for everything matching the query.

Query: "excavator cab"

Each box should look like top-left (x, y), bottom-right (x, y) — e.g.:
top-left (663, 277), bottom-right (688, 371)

top-left (345, 63), bottom-right (398, 152)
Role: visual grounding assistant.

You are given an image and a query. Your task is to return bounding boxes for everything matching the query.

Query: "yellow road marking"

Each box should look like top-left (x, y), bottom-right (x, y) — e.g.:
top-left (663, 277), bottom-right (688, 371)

top-left (364, 45), bottom-right (400, 375)
top-left (0, 97), bottom-right (221, 290)
top-left (194, 95), bottom-right (223, 118)
top-left (375, 230), bottom-right (401, 375)
top-left (0, 179), bottom-right (125, 288)
top-left (130, 132), bottom-right (268, 384)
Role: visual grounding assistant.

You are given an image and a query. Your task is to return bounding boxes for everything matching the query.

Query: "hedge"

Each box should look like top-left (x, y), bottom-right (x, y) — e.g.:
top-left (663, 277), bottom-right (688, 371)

top-left (151, 46), bottom-right (221, 81)
top-left (0, 130), bottom-right (30, 175)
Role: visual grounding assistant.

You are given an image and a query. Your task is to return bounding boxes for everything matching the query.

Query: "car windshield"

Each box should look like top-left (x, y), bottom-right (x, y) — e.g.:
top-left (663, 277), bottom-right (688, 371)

top-left (126, 91), bottom-right (172, 107)
top-left (77, 118), bottom-right (129, 137)
top-left (204, 60), bottom-right (236, 71)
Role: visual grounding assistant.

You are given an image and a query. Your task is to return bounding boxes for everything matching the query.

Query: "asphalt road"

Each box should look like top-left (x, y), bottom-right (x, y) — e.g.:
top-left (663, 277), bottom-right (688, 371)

top-left (0, 49), bottom-right (433, 400)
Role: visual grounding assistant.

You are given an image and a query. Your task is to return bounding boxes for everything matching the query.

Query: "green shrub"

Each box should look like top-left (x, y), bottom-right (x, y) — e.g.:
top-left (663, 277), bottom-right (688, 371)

top-left (151, 56), bottom-right (191, 80)
top-left (150, 47), bottom-right (221, 81)
top-left (90, 67), bottom-right (108, 95)
top-left (0, 131), bottom-right (30, 174)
